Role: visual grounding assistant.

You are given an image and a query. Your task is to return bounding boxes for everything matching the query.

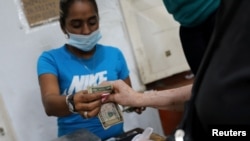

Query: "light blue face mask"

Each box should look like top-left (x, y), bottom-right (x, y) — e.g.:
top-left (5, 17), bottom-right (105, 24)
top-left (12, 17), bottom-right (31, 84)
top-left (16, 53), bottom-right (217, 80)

top-left (67, 29), bottom-right (102, 51)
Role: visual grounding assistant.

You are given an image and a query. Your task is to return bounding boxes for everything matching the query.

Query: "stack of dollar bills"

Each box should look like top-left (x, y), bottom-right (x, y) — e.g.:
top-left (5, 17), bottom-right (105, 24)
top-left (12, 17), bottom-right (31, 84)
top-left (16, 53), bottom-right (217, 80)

top-left (87, 85), bottom-right (123, 129)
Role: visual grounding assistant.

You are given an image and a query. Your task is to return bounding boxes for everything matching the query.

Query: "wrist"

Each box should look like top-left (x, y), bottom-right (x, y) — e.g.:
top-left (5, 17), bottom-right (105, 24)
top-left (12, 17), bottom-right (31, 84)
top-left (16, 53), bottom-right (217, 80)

top-left (140, 90), bottom-right (158, 107)
top-left (66, 94), bottom-right (77, 113)
top-left (134, 92), bottom-right (144, 107)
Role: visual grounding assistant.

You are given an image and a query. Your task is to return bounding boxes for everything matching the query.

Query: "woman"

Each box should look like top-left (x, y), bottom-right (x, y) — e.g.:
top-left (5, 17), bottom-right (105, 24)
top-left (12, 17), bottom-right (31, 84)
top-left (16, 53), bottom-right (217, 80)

top-left (37, 0), bottom-right (131, 140)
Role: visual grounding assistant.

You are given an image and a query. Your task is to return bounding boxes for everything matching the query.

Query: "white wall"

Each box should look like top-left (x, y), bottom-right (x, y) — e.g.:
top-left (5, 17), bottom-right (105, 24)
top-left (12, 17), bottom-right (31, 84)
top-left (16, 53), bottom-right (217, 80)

top-left (0, 0), bottom-right (164, 141)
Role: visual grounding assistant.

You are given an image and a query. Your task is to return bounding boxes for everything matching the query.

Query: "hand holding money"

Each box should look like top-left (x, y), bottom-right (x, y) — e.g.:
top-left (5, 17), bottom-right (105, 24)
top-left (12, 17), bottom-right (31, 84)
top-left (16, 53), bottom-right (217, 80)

top-left (87, 85), bottom-right (112, 102)
top-left (100, 81), bottom-right (146, 114)
top-left (87, 85), bottom-right (124, 129)
top-left (72, 90), bottom-right (102, 119)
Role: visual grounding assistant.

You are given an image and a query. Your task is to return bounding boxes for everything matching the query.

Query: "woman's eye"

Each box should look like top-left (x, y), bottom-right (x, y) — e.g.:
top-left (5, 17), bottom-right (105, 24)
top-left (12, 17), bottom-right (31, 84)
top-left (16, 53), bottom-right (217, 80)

top-left (88, 17), bottom-right (98, 26)
top-left (71, 20), bottom-right (82, 28)
top-left (89, 20), bottom-right (97, 26)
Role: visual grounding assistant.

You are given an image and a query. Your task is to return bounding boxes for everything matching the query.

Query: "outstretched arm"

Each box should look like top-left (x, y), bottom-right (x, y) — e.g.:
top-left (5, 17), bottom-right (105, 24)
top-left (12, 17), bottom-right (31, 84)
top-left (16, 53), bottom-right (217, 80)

top-left (141, 84), bottom-right (192, 111)
top-left (105, 80), bottom-right (192, 111)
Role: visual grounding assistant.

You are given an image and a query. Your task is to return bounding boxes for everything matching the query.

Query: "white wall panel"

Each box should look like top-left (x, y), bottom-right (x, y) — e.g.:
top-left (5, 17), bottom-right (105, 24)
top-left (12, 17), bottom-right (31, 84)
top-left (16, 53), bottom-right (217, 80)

top-left (0, 0), bottom-right (164, 140)
top-left (119, 0), bottom-right (190, 84)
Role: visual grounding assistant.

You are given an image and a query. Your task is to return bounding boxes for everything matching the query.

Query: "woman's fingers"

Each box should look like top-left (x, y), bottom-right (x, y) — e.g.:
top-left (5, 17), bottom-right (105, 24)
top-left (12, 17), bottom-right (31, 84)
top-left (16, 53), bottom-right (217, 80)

top-left (77, 99), bottom-right (102, 118)
top-left (87, 106), bottom-right (101, 118)
top-left (80, 105), bottom-right (101, 118)
top-left (73, 91), bottom-right (103, 116)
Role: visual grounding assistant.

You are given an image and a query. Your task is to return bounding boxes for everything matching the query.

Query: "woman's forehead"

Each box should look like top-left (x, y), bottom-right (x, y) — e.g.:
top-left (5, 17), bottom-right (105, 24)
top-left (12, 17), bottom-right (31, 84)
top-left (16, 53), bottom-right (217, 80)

top-left (67, 1), bottom-right (96, 19)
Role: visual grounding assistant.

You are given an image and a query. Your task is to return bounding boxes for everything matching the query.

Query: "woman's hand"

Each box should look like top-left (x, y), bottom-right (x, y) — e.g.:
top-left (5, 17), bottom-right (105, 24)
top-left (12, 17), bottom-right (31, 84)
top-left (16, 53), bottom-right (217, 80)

top-left (73, 90), bottom-right (103, 118)
top-left (103, 80), bottom-right (142, 107)
top-left (101, 80), bottom-right (146, 114)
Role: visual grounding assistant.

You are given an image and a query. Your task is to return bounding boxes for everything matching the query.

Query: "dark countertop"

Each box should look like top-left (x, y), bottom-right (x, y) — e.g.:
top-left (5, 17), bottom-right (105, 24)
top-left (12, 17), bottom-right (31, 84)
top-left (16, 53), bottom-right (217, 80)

top-left (51, 129), bottom-right (101, 141)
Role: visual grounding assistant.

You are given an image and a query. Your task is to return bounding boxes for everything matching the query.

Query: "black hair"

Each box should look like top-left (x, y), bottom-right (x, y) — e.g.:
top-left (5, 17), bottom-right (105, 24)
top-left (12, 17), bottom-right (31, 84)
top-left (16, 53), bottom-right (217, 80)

top-left (59, 0), bottom-right (99, 32)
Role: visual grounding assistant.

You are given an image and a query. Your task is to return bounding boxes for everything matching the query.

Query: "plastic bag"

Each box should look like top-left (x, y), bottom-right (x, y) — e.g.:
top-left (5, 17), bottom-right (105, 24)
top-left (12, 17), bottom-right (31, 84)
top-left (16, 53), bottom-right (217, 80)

top-left (131, 127), bottom-right (153, 141)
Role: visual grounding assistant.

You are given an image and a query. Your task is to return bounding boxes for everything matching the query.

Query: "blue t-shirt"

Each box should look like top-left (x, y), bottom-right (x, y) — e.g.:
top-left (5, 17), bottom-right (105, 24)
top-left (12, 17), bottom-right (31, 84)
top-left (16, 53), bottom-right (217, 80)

top-left (163, 0), bottom-right (220, 27)
top-left (37, 44), bottom-right (129, 140)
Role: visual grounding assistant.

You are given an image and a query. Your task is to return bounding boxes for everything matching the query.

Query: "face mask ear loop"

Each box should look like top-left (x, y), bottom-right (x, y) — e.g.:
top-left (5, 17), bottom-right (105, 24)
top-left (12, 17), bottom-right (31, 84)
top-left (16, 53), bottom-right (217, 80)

top-left (65, 33), bottom-right (69, 39)
top-left (64, 29), bottom-right (70, 39)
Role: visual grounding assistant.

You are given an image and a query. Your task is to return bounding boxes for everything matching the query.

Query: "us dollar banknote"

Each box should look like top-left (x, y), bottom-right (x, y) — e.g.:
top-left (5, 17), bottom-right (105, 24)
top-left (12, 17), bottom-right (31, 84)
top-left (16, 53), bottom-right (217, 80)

top-left (87, 85), bottom-right (123, 129)
top-left (87, 85), bottom-right (113, 93)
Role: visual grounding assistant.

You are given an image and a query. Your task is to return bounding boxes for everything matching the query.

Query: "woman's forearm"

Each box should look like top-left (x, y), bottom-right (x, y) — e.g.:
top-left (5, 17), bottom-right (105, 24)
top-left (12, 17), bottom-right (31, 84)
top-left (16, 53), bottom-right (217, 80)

top-left (42, 94), bottom-right (71, 117)
top-left (138, 84), bottom-right (192, 111)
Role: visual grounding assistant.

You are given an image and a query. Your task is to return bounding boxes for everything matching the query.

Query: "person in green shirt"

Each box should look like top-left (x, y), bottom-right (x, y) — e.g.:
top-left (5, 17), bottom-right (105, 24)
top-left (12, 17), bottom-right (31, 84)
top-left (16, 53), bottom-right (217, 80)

top-left (106, 1), bottom-right (250, 140)
top-left (163, 0), bottom-right (221, 74)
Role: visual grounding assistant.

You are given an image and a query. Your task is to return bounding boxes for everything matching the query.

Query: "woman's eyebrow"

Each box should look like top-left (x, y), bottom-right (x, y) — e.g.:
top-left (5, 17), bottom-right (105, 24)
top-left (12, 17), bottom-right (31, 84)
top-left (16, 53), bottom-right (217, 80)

top-left (70, 15), bottom-right (97, 22)
top-left (88, 15), bottom-right (98, 20)
top-left (70, 19), bottom-right (82, 24)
